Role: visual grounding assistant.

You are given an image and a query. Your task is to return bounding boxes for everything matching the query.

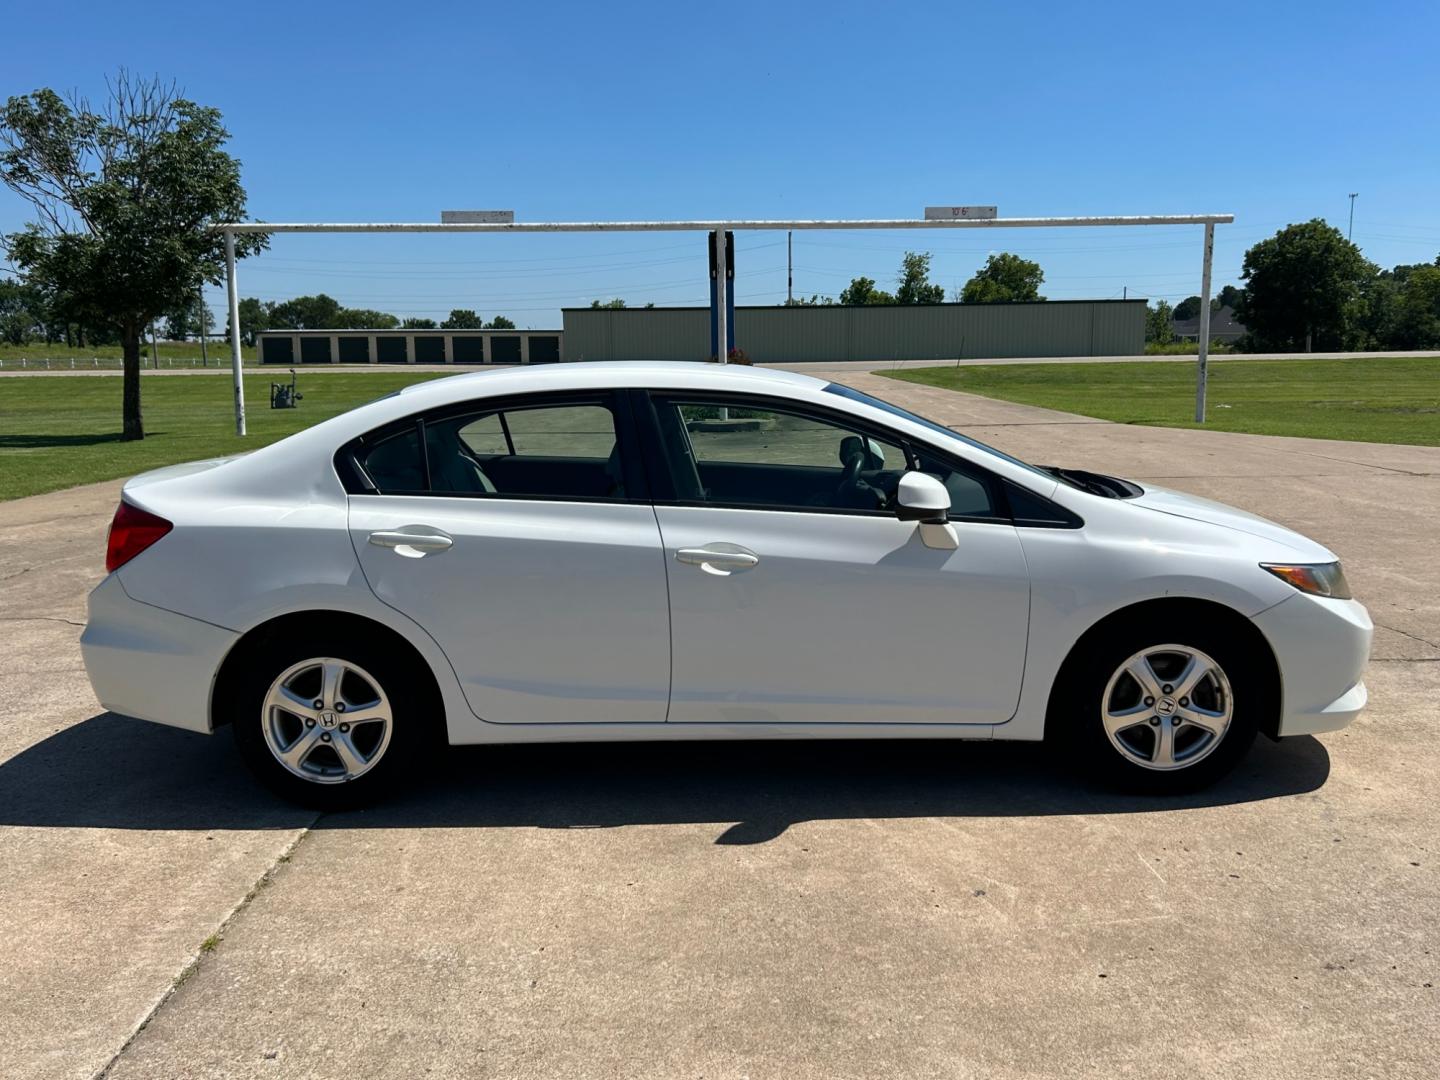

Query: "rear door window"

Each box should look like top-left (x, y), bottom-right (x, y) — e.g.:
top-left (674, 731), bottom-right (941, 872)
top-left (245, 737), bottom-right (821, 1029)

top-left (355, 396), bottom-right (628, 501)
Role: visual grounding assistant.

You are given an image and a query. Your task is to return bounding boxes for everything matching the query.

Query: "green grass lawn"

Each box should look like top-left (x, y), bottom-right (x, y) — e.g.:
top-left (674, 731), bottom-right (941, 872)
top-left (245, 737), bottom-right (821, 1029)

top-left (0, 370), bottom-right (452, 501)
top-left (883, 357), bottom-right (1440, 446)
top-left (0, 340), bottom-right (258, 369)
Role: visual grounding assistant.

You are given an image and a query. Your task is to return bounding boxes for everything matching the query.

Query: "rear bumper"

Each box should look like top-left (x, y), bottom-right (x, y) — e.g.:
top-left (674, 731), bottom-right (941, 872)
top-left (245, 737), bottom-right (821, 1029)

top-left (80, 574), bottom-right (237, 734)
top-left (1252, 593), bottom-right (1373, 738)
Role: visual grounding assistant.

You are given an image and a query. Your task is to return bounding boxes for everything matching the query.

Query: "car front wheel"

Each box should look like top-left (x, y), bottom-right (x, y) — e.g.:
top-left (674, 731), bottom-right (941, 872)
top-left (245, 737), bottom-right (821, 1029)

top-left (1060, 616), bottom-right (1267, 793)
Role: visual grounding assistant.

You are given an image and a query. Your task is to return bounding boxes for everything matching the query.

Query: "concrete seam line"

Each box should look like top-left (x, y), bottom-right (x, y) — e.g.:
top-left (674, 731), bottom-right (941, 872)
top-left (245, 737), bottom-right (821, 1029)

top-left (90, 819), bottom-right (320, 1080)
top-left (1375, 622), bottom-right (1440, 652)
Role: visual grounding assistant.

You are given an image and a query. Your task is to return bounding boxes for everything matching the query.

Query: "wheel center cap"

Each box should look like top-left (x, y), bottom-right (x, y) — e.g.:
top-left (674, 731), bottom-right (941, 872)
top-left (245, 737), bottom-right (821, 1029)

top-left (319, 710), bottom-right (338, 729)
top-left (1156, 698), bottom-right (1178, 716)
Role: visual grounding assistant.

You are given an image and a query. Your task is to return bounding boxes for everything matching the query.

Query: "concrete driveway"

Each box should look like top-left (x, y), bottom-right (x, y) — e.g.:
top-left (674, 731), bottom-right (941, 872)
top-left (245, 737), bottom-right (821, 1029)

top-left (1, 375), bottom-right (1437, 1079)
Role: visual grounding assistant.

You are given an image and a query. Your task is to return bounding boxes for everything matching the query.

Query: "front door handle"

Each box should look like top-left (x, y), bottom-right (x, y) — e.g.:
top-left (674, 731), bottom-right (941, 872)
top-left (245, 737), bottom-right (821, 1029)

top-left (368, 528), bottom-right (454, 558)
top-left (675, 545), bottom-right (760, 576)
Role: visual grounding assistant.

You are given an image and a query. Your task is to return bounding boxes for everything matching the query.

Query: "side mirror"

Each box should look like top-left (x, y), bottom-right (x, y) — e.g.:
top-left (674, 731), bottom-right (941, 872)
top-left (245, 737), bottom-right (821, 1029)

top-left (896, 472), bottom-right (958, 551)
top-left (895, 472), bottom-right (951, 524)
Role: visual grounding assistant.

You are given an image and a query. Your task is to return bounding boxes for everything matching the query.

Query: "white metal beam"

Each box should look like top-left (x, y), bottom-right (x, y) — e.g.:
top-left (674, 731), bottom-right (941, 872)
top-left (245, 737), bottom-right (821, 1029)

top-left (220, 214), bottom-right (1232, 234)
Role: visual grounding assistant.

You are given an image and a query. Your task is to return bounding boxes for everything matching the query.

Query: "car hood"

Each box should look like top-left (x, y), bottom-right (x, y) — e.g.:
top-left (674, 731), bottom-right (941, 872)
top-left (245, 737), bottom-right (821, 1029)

top-left (1128, 483), bottom-right (1335, 560)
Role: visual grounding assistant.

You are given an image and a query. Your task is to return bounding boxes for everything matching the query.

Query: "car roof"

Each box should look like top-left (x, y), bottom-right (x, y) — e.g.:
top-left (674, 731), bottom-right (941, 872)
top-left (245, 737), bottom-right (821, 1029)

top-left (395, 360), bottom-right (826, 402)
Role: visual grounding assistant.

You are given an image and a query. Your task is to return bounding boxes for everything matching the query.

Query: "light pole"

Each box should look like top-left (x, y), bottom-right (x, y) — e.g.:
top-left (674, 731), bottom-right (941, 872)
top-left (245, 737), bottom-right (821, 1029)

top-left (1348, 193), bottom-right (1359, 241)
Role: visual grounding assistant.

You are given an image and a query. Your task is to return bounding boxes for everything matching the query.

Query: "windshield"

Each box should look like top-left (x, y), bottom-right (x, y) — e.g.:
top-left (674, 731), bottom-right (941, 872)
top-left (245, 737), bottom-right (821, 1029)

top-left (823, 382), bottom-right (1068, 487)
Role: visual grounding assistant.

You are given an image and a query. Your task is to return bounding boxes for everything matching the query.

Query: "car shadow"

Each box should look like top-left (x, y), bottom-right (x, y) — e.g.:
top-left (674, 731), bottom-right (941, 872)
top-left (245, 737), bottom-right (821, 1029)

top-left (0, 712), bottom-right (1332, 844)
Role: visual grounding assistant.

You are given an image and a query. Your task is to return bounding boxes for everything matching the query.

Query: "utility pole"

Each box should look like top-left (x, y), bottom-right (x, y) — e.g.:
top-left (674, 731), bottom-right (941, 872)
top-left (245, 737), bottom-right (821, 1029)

top-left (198, 283), bottom-right (209, 367)
top-left (1347, 192), bottom-right (1359, 241)
top-left (787, 230), bottom-right (793, 304)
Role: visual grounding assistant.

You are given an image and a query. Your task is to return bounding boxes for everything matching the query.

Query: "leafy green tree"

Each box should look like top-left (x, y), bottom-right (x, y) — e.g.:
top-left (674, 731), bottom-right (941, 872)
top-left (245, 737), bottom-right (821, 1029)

top-left (1237, 220), bottom-right (1374, 351)
top-left (1145, 299), bottom-right (1175, 344)
top-left (339, 308), bottom-right (398, 329)
top-left (959, 253), bottom-right (1045, 303)
top-left (441, 308), bottom-right (483, 329)
top-left (1177, 286), bottom-right (1244, 322)
top-left (0, 74), bottom-right (264, 438)
top-left (230, 296), bottom-right (271, 346)
top-left (163, 292), bottom-right (208, 340)
top-left (401, 317), bottom-right (437, 329)
top-left (1214, 284), bottom-right (1243, 311)
top-left (0, 278), bottom-right (44, 344)
top-left (270, 293), bottom-right (343, 329)
top-left (1388, 264), bottom-right (1440, 348)
top-left (895, 251), bottom-right (946, 304)
top-left (1173, 296), bottom-right (1202, 321)
top-left (589, 298), bottom-right (626, 309)
top-left (485, 315), bottom-right (515, 329)
top-left (783, 294), bottom-right (835, 306)
top-left (839, 276), bottom-right (895, 305)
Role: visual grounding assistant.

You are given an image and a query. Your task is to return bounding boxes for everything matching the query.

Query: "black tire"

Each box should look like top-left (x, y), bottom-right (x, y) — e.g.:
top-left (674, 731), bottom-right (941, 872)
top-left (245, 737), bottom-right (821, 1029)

top-left (1052, 612), bottom-right (1269, 795)
top-left (225, 627), bottom-right (440, 810)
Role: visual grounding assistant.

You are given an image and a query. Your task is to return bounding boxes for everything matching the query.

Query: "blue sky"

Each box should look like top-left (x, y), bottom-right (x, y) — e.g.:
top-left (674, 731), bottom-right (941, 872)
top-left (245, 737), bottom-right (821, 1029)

top-left (3, 0), bottom-right (1438, 330)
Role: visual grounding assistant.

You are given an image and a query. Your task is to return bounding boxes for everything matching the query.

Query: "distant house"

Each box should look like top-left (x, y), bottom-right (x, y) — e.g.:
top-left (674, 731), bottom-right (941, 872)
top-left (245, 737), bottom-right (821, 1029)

top-left (1172, 305), bottom-right (1246, 344)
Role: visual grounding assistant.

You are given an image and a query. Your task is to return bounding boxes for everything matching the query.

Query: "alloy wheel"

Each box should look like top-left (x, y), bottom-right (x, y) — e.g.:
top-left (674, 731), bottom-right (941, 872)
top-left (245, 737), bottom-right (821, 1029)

top-left (261, 657), bottom-right (394, 784)
top-left (1101, 644), bottom-right (1233, 771)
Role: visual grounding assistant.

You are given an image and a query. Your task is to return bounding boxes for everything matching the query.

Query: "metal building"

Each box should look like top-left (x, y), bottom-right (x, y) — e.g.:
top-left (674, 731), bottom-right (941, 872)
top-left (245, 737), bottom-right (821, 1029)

top-left (258, 327), bottom-right (562, 365)
top-left (562, 300), bottom-right (1145, 363)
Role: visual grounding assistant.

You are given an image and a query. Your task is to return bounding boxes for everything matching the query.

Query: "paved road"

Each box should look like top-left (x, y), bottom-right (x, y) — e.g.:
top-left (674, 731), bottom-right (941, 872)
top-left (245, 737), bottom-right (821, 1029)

top-left (1, 378), bottom-right (1437, 1079)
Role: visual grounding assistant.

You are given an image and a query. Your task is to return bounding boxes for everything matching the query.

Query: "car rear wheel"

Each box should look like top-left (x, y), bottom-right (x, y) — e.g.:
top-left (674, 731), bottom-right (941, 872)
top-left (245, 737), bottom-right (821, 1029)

top-left (1057, 615), bottom-right (1266, 794)
top-left (227, 630), bottom-right (434, 808)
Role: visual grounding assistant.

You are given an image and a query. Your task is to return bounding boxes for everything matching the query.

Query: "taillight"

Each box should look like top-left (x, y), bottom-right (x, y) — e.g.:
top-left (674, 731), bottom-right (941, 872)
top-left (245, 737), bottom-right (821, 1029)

top-left (105, 500), bottom-right (173, 573)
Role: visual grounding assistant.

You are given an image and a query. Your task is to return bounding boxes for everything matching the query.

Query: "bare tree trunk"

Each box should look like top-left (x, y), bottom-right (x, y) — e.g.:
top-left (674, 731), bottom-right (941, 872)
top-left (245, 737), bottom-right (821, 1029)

top-left (121, 326), bottom-right (144, 440)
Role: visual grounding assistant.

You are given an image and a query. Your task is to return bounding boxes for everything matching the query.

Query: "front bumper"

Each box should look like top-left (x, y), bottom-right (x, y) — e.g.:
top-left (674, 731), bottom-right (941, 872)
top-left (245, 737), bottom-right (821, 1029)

top-left (80, 574), bottom-right (238, 734)
top-left (1252, 593), bottom-right (1373, 737)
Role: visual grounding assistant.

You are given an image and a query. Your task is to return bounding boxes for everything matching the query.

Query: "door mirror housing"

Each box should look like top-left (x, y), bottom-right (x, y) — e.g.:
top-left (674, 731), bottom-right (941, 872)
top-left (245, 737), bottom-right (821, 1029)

top-left (895, 471), bottom-right (951, 524)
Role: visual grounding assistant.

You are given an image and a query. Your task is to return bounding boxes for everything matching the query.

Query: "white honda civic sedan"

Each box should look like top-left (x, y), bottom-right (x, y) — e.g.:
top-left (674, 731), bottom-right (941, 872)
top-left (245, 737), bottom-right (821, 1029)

top-left (81, 362), bottom-right (1371, 806)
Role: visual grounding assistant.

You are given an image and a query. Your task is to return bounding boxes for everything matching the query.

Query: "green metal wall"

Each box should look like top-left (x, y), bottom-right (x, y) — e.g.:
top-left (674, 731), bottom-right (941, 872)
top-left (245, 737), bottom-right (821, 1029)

top-left (562, 301), bottom-right (1145, 363)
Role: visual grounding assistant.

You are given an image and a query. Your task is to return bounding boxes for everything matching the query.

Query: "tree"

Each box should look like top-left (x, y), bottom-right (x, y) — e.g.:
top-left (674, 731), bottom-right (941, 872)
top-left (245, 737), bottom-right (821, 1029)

top-left (1214, 284), bottom-right (1243, 311)
top-left (1389, 264), bottom-right (1440, 348)
top-left (0, 74), bottom-right (264, 439)
top-left (1237, 220), bottom-right (1374, 352)
top-left (270, 293), bottom-right (343, 329)
top-left (485, 315), bottom-right (515, 329)
top-left (895, 251), bottom-right (946, 304)
top-left (1173, 295), bottom-right (1202, 321)
top-left (590, 298), bottom-right (626, 309)
top-left (1176, 286), bottom-right (1243, 322)
top-left (783, 294), bottom-right (835, 306)
top-left (230, 297), bottom-right (270, 346)
top-left (441, 308), bottom-right (482, 329)
top-left (839, 276), bottom-right (894, 305)
top-left (401, 317), bottom-right (437, 329)
top-left (163, 292), bottom-right (207, 340)
top-left (1145, 299), bottom-right (1174, 344)
top-left (0, 278), bottom-right (44, 344)
top-left (338, 308), bottom-right (398, 329)
top-left (959, 253), bottom-right (1045, 303)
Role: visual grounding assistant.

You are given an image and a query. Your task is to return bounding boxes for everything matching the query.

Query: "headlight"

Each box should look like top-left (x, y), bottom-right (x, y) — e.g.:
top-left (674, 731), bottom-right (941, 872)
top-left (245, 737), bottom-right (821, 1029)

top-left (1261, 561), bottom-right (1352, 599)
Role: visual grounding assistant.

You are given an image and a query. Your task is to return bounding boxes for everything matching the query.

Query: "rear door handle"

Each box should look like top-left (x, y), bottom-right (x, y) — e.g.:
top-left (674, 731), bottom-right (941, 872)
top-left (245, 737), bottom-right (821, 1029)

top-left (368, 528), bottom-right (453, 557)
top-left (675, 546), bottom-right (760, 575)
